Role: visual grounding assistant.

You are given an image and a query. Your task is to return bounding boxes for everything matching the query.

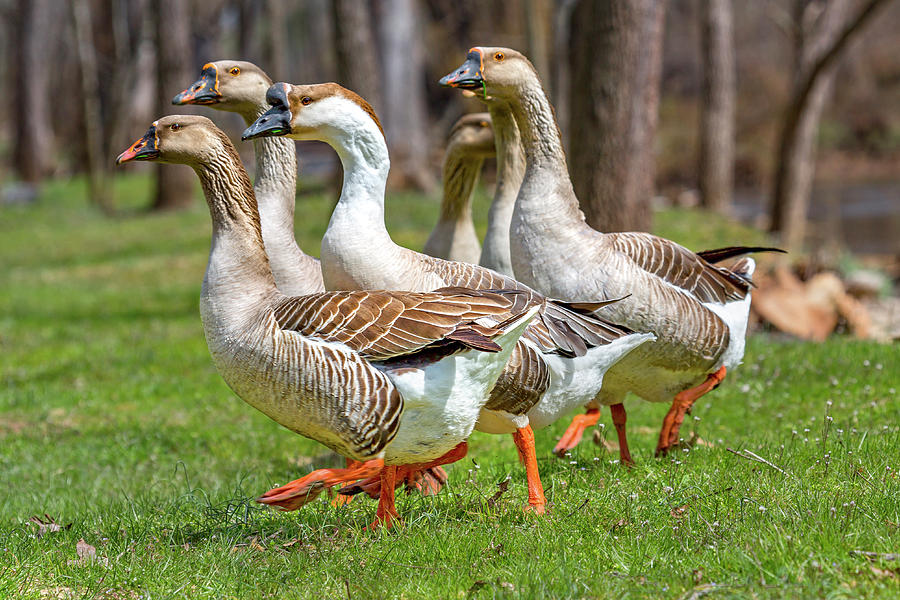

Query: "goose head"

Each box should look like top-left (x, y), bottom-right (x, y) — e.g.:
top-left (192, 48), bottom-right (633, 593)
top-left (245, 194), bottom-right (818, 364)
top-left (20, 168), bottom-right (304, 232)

top-left (439, 47), bottom-right (536, 101)
top-left (116, 115), bottom-right (228, 167)
top-left (448, 113), bottom-right (494, 158)
top-left (172, 61), bottom-right (273, 115)
top-left (242, 82), bottom-right (385, 143)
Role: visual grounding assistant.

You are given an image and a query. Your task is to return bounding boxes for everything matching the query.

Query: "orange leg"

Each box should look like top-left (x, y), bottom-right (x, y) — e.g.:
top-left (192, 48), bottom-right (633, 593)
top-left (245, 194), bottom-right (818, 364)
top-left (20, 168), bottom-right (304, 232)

top-left (609, 403), bottom-right (634, 467)
top-left (257, 459), bottom-right (385, 511)
top-left (553, 407), bottom-right (601, 457)
top-left (512, 426), bottom-right (547, 515)
top-left (366, 442), bottom-right (470, 531)
top-left (367, 466), bottom-right (399, 530)
top-left (656, 366), bottom-right (727, 456)
top-left (330, 458), bottom-right (358, 507)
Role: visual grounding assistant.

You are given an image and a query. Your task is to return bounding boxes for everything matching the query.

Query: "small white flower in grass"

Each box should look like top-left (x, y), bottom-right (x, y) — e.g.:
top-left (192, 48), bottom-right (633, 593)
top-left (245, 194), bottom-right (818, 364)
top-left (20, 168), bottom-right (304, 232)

top-left (593, 457), bottom-right (600, 462)
top-left (804, 428), bottom-right (810, 433)
top-left (693, 416), bottom-right (700, 421)
top-left (792, 430), bottom-right (798, 435)
top-left (826, 400), bottom-right (833, 407)
top-left (876, 363), bottom-right (883, 370)
top-left (569, 461), bottom-right (578, 465)
top-left (740, 384), bottom-right (750, 393)
top-left (663, 486), bottom-right (674, 494)
top-left (863, 360), bottom-right (870, 367)
top-left (803, 438), bottom-right (809, 442)
top-left (630, 493), bottom-right (639, 500)
top-left (759, 506), bottom-right (766, 512)
top-left (598, 424), bottom-right (605, 430)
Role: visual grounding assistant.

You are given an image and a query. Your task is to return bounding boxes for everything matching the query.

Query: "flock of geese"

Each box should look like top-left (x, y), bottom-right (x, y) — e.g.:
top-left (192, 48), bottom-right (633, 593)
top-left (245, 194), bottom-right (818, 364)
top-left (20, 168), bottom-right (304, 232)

top-left (115, 47), bottom-right (777, 529)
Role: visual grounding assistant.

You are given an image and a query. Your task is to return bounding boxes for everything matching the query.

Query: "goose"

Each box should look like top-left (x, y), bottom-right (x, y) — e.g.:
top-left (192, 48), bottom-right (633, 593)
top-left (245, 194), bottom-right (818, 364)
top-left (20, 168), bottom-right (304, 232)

top-left (172, 61), bottom-right (446, 497)
top-left (172, 60), bottom-right (323, 296)
top-left (441, 47), bottom-right (775, 459)
top-left (425, 106), bottom-right (524, 278)
top-left (476, 95), bottom-right (526, 277)
top-left (116, 115), bottom-right (538, 528)
top-left (243, 83), bottom-right (655, 512)
top-left (423, 113), bottom-right (494, 264)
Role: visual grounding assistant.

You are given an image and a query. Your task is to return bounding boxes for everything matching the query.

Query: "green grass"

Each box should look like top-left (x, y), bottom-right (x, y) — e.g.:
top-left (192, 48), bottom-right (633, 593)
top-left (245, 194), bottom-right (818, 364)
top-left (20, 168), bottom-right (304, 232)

top-left (1, 174), bottom-right (898, 599)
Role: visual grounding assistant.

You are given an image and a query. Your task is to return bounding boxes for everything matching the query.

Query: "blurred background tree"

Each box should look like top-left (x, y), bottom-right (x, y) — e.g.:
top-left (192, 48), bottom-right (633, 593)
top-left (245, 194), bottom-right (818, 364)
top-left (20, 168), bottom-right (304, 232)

top-left (0, 0), bottom-right (896, 258)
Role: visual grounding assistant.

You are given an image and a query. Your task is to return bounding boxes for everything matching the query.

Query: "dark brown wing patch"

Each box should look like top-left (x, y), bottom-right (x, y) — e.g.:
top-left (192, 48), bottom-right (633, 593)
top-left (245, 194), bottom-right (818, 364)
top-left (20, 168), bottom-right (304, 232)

top-left (608, 232), bottom-right (752, 303)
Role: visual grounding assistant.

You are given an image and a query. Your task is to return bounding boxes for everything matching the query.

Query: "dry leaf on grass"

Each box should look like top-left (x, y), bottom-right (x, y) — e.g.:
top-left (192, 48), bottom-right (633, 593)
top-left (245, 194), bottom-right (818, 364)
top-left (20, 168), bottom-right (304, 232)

top-left (71, 538), bottom-right (107, 567)
top-left (29, 514), bottom-right (71, 537)
top-left (486, 478), bottom-right (510, 510)
top-left (870, 566), bottom-right (897, 579)
top-left (671, 505), bottom-right (689, 519)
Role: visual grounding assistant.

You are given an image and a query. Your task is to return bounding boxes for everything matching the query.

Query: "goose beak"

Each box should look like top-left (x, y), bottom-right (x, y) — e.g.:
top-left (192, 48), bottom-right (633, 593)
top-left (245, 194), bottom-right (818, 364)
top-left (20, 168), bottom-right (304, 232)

top-left (116, 125), bottom-right (159, 165)
top-left (242, 105), bottom-right (292, 140)
top-left (439, 50), bottom-right (484, 91)
top-left (172, 64), bottom-right (220, 105)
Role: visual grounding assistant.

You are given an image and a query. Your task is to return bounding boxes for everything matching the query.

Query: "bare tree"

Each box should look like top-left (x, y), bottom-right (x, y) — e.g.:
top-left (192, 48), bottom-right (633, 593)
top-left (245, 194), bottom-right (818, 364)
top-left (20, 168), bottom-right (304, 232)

top-left (524, 0), bottom-right (553, 94)
top-left (698, 0), bottom-right (736, 214)
top-left (153, 0), bottom-right (196, 210)
top-left (264, 0), bottom-right (287, 78)
top-left (770, 0), bottom-right (892, 251)
top-left (378, 0), bottom-right (435, 191)
top-left (568, 0), bottom-right (666, 233)
top-left (332, 0), bottom-right (383, 111)
top-left (9, 0), bottom-right (53, 183)
top-left (71, 0), bottom-right (112, 212)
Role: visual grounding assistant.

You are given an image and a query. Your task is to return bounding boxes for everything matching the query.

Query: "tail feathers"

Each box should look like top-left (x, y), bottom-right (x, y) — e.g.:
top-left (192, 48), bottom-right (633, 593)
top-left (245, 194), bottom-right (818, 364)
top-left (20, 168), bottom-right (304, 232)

top-left (556, 295), bottom-right (631, 316)
top-left (445, 327), bottom-right (502, 352)
top-left (728, 257), bottom-right (756, 285)
top-left (697, 246), bottom-right (785, 264)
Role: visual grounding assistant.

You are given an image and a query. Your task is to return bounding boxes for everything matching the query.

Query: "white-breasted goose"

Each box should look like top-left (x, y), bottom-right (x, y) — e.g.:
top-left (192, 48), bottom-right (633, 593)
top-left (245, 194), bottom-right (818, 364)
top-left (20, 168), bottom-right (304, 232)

top-left (116, 115), bottom-right (539, 528)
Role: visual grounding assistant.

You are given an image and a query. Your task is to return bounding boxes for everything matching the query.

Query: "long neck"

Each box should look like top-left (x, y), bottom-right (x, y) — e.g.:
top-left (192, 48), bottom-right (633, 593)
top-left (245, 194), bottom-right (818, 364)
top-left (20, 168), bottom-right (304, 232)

top-left (505, 76), bottom-right (586, 228)
top-left (237, 106), bottom-right (320, 296)
top-left (423, 145), bottom-right (482, 263)
top-left (196, 148), bottom-right (277, 322)
top-left (480, 103), bottom-right (525, 276)
top-left (319, 119), bottom-right (406, 289)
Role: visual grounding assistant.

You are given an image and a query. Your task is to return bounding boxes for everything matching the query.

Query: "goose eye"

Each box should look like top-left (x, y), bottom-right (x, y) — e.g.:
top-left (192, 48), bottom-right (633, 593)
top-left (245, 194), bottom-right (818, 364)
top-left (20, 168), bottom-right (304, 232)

top-left (171, 123), bottom-right (182, 131)
top-left (494, 52), bottom-right (505, 62)
top-left (229, 67), bottom-right (240, 76)
top-left (301, 96), bottom-right (312, 106)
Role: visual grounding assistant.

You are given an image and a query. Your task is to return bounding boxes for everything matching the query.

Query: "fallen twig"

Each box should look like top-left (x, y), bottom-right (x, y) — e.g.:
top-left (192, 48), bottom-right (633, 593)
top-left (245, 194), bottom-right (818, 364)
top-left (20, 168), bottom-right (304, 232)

top-left (850, 550), bottom-right (899, 561)
top-left (565, 498), bottom-right (590, 518)
top-left (726, 447), bottom-right (790, 477)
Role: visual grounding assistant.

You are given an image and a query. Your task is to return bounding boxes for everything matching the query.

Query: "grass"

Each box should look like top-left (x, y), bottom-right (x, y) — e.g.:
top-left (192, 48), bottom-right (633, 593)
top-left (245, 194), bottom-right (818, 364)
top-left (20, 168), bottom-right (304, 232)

top-left (1, 174), bottom-right (898, 599)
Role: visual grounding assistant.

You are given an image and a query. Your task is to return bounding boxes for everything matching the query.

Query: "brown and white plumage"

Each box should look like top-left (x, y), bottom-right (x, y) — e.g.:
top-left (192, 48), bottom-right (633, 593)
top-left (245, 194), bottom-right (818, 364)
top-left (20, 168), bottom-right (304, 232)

top-left (442, 47), bottom-right (762, 456)
top-left (244, 83), bottom-right (654, 511)
top-left (116, 115), bottom-right (537, 525)
top-left (173, 60), bottom-right (324, 296)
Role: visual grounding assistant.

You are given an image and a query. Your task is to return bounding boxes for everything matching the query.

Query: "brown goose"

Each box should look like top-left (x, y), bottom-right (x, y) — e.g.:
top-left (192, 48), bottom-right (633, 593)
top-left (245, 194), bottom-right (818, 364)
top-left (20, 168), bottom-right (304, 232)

top-left (441, 47), bottom-right (766, 459)
top-left (172, 61), bottom-right (323, 296)
top-left (244, 83), bottom-right (654, 512)
top-left (423, 113), bottom-right (494, 264)
top-left (116, 115), bottom-right (538, 528)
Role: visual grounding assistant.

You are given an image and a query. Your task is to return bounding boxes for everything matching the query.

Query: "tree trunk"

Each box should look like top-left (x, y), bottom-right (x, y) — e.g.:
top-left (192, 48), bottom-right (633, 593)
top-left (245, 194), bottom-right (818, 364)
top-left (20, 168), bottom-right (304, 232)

top-left (10, 0), bottom-right (53, 183)
top-left (568, 0), bottom-right (666, 233)
top-left (769, 0), bottom-right (890, 251)
top-left (524, 0), bottom-right (553, 96)
top-left (153, 0), bottom-right (196, 211)
top-left (377, 0), bottom-right (435, 191)
top-left (264, 0), bottom-right (287, 78)
top-left (331, 0), bottom-right (383, 111)
top-left (698, 0), bottom-right (736, 214)
top-left (71, 0), bottom-right (113, 212)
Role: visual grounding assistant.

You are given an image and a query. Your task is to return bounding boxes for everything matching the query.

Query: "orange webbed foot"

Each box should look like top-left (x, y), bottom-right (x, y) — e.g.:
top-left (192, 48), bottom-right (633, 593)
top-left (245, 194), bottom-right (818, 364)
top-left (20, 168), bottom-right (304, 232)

top-left (257, 459), bottom-right (385, 511)
top-left (553, 408), bottom-right (601, 457)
